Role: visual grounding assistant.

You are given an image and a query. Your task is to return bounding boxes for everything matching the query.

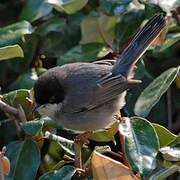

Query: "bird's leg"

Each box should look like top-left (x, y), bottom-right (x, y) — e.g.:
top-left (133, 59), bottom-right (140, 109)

top-left (73, 131), bottom-right (92, 178)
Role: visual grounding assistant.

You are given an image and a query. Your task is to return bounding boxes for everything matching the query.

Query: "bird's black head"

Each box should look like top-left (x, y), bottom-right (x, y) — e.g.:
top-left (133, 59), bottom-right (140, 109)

top-left (33, 70), bottom-right (65, 105)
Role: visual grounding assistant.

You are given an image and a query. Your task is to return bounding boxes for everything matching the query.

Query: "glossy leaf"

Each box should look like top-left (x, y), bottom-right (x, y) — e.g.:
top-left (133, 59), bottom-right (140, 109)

top-left (19, 0), bottom-right (52, 22)
top-left (3, 89), bottom-right (31, 116)
top-left (39, 165), bottom-right (75, 180)
top-left (7, 34), bottom-right (38, 74)
top-left (8, 69), bottom-right (38, 90)
top-left (159, 146), bottom-right (180, 161)
top-left (58, 43), bottom-right (111, 65)
top-left (89, 130), bottom-right (115, 142)
top-left (160, 32), bottom-right (180, 51)
top-left (47, 0), bottom-right (88, 14)
top-left (99, 0), bottom-right (132, 16)
top-left (134, 67), bottom-right (179, 117)
top-left (37, 17), bottom-right (66, 36)
top-left (45, 131), bottom-right (74, 155)
top-left (20, 120), bottom-right (44, 136)
top-left (0, 45), bottom-right (24, 61)
top-left (152, 123), bottom-right (177, 147)
top-left (149, 166), bottom-right (180, 180)
top-left (168, 133), bottom-right (180, 147)
top-left (119, 117), bottom-right (159, 177)
top-left (0, 21), bottom-right (34, 47)
top-left (81, 14), bottom-right (118, 44)
top-left (5, 140), bottom-right (40, 180)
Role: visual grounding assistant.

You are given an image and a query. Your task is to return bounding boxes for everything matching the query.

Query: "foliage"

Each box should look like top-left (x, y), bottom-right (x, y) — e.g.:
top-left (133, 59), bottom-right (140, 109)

top-left (0, 0), bottom-right (180, 179)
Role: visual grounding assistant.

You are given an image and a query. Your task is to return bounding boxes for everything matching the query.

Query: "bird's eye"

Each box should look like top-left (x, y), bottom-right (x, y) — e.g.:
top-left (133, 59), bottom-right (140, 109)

top-left (48, 96), bottom-right (55, 103)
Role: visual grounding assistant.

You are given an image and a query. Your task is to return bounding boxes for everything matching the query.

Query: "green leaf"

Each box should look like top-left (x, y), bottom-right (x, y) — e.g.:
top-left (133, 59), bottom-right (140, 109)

top-left (0, 45), bottom-right (24, 61)
top-left (36, 17), bottom-right (66, 36)
top-left (81, 14), bottom-right (118, 44)
top-left (99, 0), bottom-right (132, 16)
top-left (152, 123), bottom-right (177, 147)
top-left (159, 146), bottom-right (180, 162)
top-left (7, 34), bottom-right (38, 74)
top-left (19, 0), bottom-right (52, 22)
top-left (134, 67), bottom-right (179, 117)
top-left (45, 131), bottom-right (75, 155)
top-left (47, 0), bottom-right (88, 14)
top-left (149, 166), bottom-right (180, 180)
top-left (89, 130), bottom-right (115, 142)
top-left (20, 120), bottom-right (44, 136)
top-left (8, 69), bottom-right (38, 90)
top-left (119, 117), bottom-right (159, 177)
top-left (5, 140), bottom-right (40, 180)
top-left (168, 133), bottom-right (180, 147)
top-left (39, 165), bottom-right (75, 180)
top-left (3, 89), bottom-right (31, 116)
top-left (160, 32), bottom-right (180, 51)
top-left (0, 21), bottom-right (34, 47)
top-left (58, 43), bottom-right (111, 65)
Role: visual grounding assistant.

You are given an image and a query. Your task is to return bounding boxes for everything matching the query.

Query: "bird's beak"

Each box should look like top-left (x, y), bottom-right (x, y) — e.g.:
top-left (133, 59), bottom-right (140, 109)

top-left (32, 104), bottom-right (41, 113)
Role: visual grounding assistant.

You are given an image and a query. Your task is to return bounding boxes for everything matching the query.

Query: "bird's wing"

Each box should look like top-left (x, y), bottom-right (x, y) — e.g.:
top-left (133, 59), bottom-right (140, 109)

top-left (83, 73), bottom-right (141, 111)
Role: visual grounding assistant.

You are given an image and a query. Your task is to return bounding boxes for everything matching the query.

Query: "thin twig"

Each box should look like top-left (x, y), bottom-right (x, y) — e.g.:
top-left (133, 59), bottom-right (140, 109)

top-left (167, 88), bottom-right (172, 130)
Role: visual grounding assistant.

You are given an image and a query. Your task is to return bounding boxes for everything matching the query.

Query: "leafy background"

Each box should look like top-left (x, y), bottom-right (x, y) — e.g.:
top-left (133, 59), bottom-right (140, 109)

top-left (0, 0), bottom-right (180, 179)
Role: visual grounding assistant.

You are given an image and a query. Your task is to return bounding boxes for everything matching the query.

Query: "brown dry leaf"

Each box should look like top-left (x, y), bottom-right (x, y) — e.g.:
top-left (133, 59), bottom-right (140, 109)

top-left (91, 151), bottom-right (138, 180)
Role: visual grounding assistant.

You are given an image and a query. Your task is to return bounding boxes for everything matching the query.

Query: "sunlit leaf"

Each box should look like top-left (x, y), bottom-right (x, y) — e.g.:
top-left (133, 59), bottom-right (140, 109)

top-left (47, 0), bottom-right (88, 14)
top-left (149, 166), bottom-right (180, 180)
top-left (134, 67), bottom-right (179, 117)
top-left (119, 117), bottom-right (159, 177)
top-left (0, 45), bottom-right (24, 61)
top-left (81, 14), bottom-right (118, 44)
top-left (159, 146), bottom-right (180, 161)
top-left (91, 151), bottom-right (138, 180)
top-left (0, 21), bottom-right (34, 47)
top-left (152, 123), bottom-right (177, 147)
top-left (19, 0), bottom-right (52, 22)
top-left (45, 131), bottom-right (74, 155)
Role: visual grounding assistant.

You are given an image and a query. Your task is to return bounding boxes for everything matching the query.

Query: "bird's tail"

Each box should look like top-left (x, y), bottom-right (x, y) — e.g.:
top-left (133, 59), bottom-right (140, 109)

top-left (112, 14), bottom-right (166, 77)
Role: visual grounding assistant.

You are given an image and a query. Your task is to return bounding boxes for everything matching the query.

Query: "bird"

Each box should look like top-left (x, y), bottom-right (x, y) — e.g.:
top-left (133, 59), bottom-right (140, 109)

top-left (33, 14), bottom-right (166, 132)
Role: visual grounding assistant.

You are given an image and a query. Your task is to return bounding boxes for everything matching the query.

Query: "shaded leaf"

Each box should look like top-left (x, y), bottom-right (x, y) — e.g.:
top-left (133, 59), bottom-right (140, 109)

top-left (0, 45), bottom-right (24, 61)
top-left (5, 140), bottom-right (40, 180)
top-left (159, 146), bottom-right (180, 161)
top-left (152, 123), bottom-right (177, 147)
top-left (39, 165), bottom-right (75, 180)
top-left (0, 21), bottom-right (34, 47)
top-left (58, 43), bottom-right (111, 65)
top-left (7, 34), bottom-right (38, 74)
top-left (47, 0), bottom-right (88, 14)
top-left (19, 0), bottom-right (52, 22)
top-left (149, 166), bottom-right (180, 180)
top-left (160, 32), bottom-right (180, 51)
top-left (99, 0), bottom-right (132, 16)
top-left (20, 120), bottom-right (44, 136)
top-left (36, 17), bottom-right (66, 36)
top-left (119, 117), bottom-right (159, 177)
top-left (91, 151), bottom-right (138, 180)
top-left (8, 69), bottom-right (38, 90)
top-left (168, 133), bottom-right (180, 147)
top-left (45, 131), bottom-right (74, 155)
top-left (134, 67), bottom-right (179, 117)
